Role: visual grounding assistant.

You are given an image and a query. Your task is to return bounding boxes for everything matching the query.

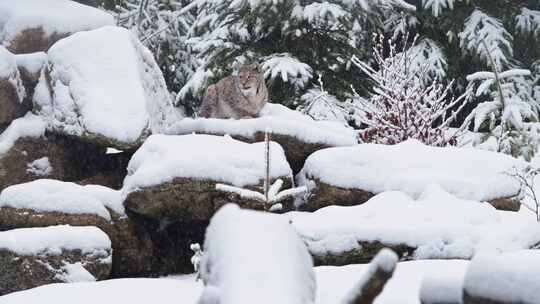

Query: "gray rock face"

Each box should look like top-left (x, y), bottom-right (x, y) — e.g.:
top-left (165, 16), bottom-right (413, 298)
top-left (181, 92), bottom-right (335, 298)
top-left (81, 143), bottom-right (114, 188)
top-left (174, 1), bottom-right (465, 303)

top-left (124, 177), bottom-right (294, 221)
top-left (0, 226), bottom-right (112, 296)
top-left (0, 134), bottom-right (106, 192)
top-left (299, 178), bottom-right (519, 212)
top-left (0, 47), bottom-right (27, 129)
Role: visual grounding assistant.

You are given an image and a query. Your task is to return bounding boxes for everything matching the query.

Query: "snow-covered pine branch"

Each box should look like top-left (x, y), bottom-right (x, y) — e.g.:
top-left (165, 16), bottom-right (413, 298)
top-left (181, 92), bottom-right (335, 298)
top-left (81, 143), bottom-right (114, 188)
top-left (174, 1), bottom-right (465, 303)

top-left (464, 42), bottom-right (539, 160)
top-left (261, 53), bottom-right (313, 91)
top-left (516, 8), bottom-right (540, 37)
top-left (215, 180), bottom-right (307, 212)
top-left (459, 9), bottom-right (513, 68)
top-left (351, 33), bottom-right (472, 146)
top-left (422, 0), bottom-right (458, 18)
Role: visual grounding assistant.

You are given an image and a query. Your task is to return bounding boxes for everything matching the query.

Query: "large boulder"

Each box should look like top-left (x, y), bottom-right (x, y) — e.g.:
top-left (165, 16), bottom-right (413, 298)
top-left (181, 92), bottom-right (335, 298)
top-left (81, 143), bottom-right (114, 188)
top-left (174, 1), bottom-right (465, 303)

top-left (0, 180), bottom-right (154, 277)
top-left (0, 114), bottom-right (106, 191)
top-left (0, 0), bottom-right (114, 53)
top-left (286, 188), bottom-right (540, 266)
top-left (463, 250), bottom-right (540, 304)
top-left (34, 26), bottom-right (183, 150)
top-left (0, 225), bottom-right (111, 296)
top-left (122, 134), bottom-right (294, 274)
top-left (166, 103), bottom-right (357, 173)
top-left (0, 47), bottom-right (27, 130)
top-left (298, 139), bottom-right (525, 212)
top-left (123, 134), bottom-right (295, 220)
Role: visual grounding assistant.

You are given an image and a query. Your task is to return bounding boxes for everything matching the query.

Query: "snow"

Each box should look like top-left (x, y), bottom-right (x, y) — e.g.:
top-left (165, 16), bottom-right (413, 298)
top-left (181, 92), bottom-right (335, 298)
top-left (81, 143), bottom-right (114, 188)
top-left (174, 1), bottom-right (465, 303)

top-left (0, 0), bottom-right (114, 49)
top-left (26, 157), bottom-right (52, 176)
top-left (262, 54), bottom-right (313, 89)
top-left (167, 103), bottom-right (357, 147)
top-left (0, 46), bottom-right (25, 101)
top-left (54, 262), bottom-right (97, 283)
top-left (316, 260), bottom-right (469, 304)
top-left (123, 134), bottom-right (292, 192)
top-left (0, 113), bottom-right (46, 156)
top-left (0, 179), bottom-right (125, 221)
top-left (0, 225), bottom-right (111, 256)
top-left (420, 273), bottom-right (464, 304)
top-left (286, 186), bottom-right (540, 260)
top-left (459, 9), bottom-right (512, 68)
top-left (199, 204), bottom-right (316, 304)
top-left (299, 139), bottom-right (526, 203)
top-left (0, 260), bottom-right (470, 304)
top-left (36, 26), bottom-right (181, 147)
top-left (0, 278), bottom-right (203, 304)
top-left (292, 2), bottom-right (348, 24)
top-left (14, 52), bottom-right (47, 74)
top-left (463, 250), bottom-right (540, 303)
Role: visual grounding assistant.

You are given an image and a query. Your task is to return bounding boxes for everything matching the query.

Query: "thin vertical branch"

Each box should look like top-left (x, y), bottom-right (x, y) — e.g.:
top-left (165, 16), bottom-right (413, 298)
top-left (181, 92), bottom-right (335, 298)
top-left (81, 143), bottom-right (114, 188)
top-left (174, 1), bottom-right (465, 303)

top-left (264, 128), bottom-right (271, 204)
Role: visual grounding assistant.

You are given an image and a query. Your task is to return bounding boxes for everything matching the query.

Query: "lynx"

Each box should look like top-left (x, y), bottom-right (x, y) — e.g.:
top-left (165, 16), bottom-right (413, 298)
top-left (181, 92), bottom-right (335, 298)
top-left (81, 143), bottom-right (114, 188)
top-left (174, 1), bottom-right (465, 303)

top-left (199, 64), bottom-right (268, 119)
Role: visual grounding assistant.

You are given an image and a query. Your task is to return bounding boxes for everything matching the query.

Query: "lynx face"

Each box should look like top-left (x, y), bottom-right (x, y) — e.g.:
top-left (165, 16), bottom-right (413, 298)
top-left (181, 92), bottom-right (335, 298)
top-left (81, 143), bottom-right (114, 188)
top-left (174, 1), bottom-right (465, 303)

top-left (238, 64), bottom-right (262, 90)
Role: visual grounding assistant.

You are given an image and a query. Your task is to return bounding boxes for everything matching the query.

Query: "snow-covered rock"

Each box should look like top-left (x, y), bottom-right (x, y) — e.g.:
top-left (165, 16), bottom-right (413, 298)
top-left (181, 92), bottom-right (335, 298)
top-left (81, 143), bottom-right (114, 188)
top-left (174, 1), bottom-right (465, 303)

top-left (35, 26), bottom-right (182, 150)
top-left (0, 225), bottom-right (111, 296)
top-left (123, 134), bottom-right (294, 220)
top-left (298, 139), bottom-right (525, 211)
top-left (0, 0), bottom-right (114, 53)
top-left (463, 250), bottom-right (540, 304)
top-left (0, 180), bottom-right (154, 277)
top-left (0, 47), bottom-right (28, 128)
top-left (166, 103), bottom-right (357, 172)
top-left (286, 187), bottom-right (540, 266)
top-left (199, 204), bottom-right (316, 304)
top-left (0, 179), bottom-right (124, 220)
top-left (14, 52), bottom-right (48, 109)
top-left (0, 114), bottom-right (106, 190)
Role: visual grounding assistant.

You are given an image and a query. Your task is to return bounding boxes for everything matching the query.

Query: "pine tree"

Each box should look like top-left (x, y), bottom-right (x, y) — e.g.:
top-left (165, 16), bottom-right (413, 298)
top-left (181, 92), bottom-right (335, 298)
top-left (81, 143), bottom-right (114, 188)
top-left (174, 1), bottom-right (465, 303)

top-left (181, 0), bottom-right (416, 110)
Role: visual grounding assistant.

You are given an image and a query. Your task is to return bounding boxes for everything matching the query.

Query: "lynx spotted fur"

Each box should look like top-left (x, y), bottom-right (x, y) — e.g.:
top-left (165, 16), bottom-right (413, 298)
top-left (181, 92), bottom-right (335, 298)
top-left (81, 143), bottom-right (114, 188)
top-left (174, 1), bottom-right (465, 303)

top-left (199, 64), bottom-right (268, 119)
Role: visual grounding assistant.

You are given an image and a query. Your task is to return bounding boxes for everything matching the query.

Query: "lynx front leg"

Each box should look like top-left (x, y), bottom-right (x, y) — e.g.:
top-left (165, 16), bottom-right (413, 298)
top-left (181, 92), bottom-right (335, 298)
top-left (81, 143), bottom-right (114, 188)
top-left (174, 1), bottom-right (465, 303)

top-left (199, 85), bottom-right (218, 118)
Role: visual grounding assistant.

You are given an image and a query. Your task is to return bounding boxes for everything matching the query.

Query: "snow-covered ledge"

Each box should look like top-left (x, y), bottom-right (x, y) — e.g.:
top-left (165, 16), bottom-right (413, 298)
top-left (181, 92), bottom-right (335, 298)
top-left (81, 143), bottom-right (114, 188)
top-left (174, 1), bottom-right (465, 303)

top-left (297, 139), bottom-right (527, 211)
top-left (166, 103), bottom-right (358, 172)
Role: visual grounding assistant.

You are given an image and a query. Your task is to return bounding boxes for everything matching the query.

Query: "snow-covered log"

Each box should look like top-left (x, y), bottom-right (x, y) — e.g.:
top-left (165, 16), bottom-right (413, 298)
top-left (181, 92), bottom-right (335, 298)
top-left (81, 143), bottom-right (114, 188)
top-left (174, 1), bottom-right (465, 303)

top-left (342, 249), bottom-right (398, 304)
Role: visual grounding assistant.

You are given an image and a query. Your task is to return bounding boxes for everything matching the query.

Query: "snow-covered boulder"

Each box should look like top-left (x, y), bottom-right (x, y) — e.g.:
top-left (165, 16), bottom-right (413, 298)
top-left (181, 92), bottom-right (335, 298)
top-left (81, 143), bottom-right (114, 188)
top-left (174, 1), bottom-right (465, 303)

top-left (0, 114), bottom-right (106, 190)
top-left (35, 26), bottom-right (182, 150)
top-left (123, 134), bottom-right (294, 220)
top-left (199, 204), bottom-right (316, 304)
top-left (122, 134), bottom-right (294, 274)
top-left (286, 187), bottom-right (540, 266)
top-left (463, 250), bottom-right (540, 304)
top-left (166, 103), bottom-right (357, 173)
top-left (0, 0), bottom-right (114, 53)
top-left (0, 225), bottom-right (111, 296)
top-left (0, 47), bottom-right (28, 128)
top-left (298, 139), bottom-right (525, 211)
top-left (0, 180), bottom-right (154, 277)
